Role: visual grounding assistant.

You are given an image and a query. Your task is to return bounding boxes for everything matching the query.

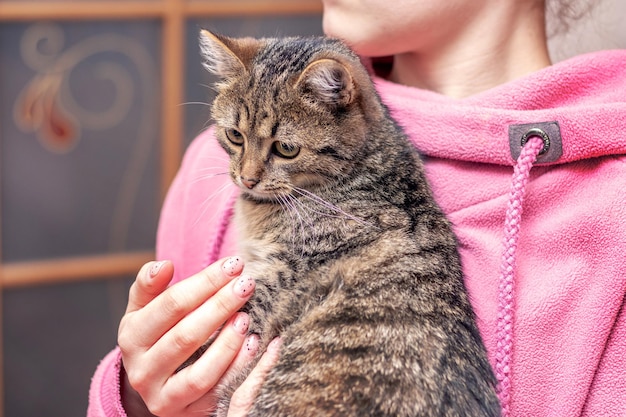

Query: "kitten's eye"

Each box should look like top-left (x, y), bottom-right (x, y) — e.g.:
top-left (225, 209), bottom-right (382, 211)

top-left (225, 128), bottom-right (244, 145)
top-left (273, 141), bottom-right (300, 158)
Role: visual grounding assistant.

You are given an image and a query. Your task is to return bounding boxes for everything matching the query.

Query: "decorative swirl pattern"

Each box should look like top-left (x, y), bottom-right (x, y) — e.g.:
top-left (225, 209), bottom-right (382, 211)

top-left (14, 22), bottom-right (141, 153)
top-left (12, 22), bottom-right (159, 251)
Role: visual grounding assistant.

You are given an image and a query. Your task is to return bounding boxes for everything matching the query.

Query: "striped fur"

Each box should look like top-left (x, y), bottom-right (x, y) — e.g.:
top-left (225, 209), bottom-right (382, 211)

top-left (200, 30), bottom-right (500, 417)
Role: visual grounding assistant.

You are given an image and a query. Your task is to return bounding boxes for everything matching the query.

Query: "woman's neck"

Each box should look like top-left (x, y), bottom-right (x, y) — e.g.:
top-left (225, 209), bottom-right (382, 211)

top-left (388, 4), bottom-right (552, 98)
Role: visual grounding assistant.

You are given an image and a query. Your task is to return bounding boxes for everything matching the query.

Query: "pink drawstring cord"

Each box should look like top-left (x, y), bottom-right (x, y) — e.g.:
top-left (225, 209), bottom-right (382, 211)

top-left (496, 136), bottom-right (544, 416)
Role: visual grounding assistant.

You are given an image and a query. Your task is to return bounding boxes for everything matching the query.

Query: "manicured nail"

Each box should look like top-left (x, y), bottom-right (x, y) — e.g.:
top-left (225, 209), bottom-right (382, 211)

top-left (233, 275), bottom-right (255, 297)
top-left (245, 334), bottom-right (259, 353)
top-left (222, 256), bottom-right (243, 276)
top-left (149, 261), bottom-right (166, 278)
top-left (267, 337), bottom-right (282, 353)
top-left (233, 312), bottom-right (249, 334)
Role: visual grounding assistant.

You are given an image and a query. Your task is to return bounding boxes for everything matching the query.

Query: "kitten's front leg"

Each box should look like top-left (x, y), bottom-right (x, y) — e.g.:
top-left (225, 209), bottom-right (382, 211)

top-left (212, 271), bottom-right (279, 417)
top-left (240, 260), bottom-right (304, 347)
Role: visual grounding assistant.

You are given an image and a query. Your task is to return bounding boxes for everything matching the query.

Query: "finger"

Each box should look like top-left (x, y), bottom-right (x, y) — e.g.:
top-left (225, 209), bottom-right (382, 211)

top-left (126, 260), bottom-right (173, 314)
top-left (178, 334), bottom-right (260, 416)
top-left (123, 256), bottom-right (246, 349)
top-left (226, 334), bottom-right (260, 377)
top-left (159, 312), bottom-right (251, 410)
top-left (228, 338), bottom-right (282, 417)
top-left (146, 274), bottom-right (255, 377)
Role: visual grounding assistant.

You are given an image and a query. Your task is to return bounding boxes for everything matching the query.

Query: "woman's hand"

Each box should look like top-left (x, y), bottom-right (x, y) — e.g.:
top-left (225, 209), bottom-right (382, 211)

top-left (118, 257), bottom-right (275, 417)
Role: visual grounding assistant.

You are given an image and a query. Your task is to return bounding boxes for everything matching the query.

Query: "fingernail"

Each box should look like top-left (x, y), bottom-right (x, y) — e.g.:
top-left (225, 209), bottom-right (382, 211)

top-left (149, 261), bottom-right (165, 278)
top-left (222, 256), bottom-right (243, 276)
top-left (245, 334), bottom-right (259, 353)
top-left (267, 337), bottom-right (282, 353)
top-left (233, 312), bottom-right (249, 334)
top-left (233, 275), bottom-right (255, 297)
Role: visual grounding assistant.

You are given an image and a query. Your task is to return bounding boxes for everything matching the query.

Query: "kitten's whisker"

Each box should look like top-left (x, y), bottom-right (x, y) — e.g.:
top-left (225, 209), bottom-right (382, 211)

top-left (275, 194), bottom-right (290, 222)
top-left (194, 166), bottom-right (229, 174)
top-left (277, 195), bottom-right (304, 252)
top-left (190, 172), bottom-right (230, 185)
top-left (199, 82), bottom-right (218, 93)
top-left (292, 187), bottom-right (373, 227)
top-left (178, 101), bottom-right (212, 107)
top-left (285, 194), bottom-right (315, 228)
top-left (196, 119), bottom-right (216, 136)
top-left (196, 155), bottom-right (230, 164)
top-left (291, 199), bottom-right (350, 221)
top-left (284, 194), bottom-right (314, 256)
top-left (280, 195), bottom-right (309, 255)
top-left (192, 182), bottom-right (236, 228)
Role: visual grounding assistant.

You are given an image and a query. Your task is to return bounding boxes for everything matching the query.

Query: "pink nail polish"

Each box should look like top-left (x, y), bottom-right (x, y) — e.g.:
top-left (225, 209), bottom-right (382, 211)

top-left (222, 256), bottom-right (243, 276)
top-left (233, 275), bottom-right (255, 297)
top-left (149, 261), bottom-right (165, 278)
top-left (233, 313), bottom-right (249, 334)
top-left (245, 334), bottom-right (259, 353)
top-left (267, 337), bottom-right (282, 352)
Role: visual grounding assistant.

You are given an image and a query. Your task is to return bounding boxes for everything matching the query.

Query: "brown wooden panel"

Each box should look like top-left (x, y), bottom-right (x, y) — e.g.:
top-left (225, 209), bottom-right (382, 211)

top-left (0, 0), bottom-right (322, 20)
top-left (1, 250), bottom-right (154, 288)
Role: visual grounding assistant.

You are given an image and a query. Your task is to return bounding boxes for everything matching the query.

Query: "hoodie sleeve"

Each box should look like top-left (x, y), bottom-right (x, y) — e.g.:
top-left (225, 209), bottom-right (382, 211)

top-left (87, 348), bottom-right (126, 417)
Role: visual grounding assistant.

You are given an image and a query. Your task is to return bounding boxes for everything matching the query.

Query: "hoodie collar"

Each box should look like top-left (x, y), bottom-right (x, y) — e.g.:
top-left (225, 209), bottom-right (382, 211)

top-left (373, 49), bottom-right (626, 166)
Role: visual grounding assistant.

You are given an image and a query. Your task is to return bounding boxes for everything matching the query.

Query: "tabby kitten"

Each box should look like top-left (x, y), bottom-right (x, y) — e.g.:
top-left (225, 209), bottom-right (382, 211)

top-left (199, 30), bottom-right (500, 417)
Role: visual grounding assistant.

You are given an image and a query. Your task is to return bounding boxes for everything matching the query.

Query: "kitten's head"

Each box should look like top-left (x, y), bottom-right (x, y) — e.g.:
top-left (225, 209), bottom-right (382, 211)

top-left (199, 30), bottom-right (386, 201)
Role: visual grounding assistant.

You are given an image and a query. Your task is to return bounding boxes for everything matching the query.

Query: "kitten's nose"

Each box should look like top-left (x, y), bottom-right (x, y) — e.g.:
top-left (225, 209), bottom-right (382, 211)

top-left (241, 177), bottom-right (260, 189)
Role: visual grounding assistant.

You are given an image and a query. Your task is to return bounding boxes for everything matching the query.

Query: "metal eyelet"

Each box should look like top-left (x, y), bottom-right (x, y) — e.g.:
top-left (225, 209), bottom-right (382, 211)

top-left (520, 127), bottom-right (550, 155)
top-left (508, 121), bottom-right (562, 164)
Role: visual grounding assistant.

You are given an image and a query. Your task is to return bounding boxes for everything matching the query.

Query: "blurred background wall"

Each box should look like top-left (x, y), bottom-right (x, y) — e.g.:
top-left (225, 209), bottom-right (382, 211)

top-left (0, 0), bottom-right (624, 416)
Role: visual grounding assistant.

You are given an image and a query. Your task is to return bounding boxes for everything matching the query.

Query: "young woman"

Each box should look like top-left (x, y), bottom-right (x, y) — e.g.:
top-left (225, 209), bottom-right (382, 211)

top-left (88, 0), bottom-right (626, 415)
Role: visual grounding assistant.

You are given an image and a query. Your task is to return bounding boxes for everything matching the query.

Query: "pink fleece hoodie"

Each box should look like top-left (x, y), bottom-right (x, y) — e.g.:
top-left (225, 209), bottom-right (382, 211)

top-left (88, 49), bottom-right (626, 416)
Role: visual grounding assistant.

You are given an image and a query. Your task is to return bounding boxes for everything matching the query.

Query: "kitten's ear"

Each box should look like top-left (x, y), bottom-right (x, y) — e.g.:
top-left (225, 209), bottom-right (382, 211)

top-left (199, 30), bottom-right (260, 77)
top-left (296, 59), bottom-right (356, 108)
